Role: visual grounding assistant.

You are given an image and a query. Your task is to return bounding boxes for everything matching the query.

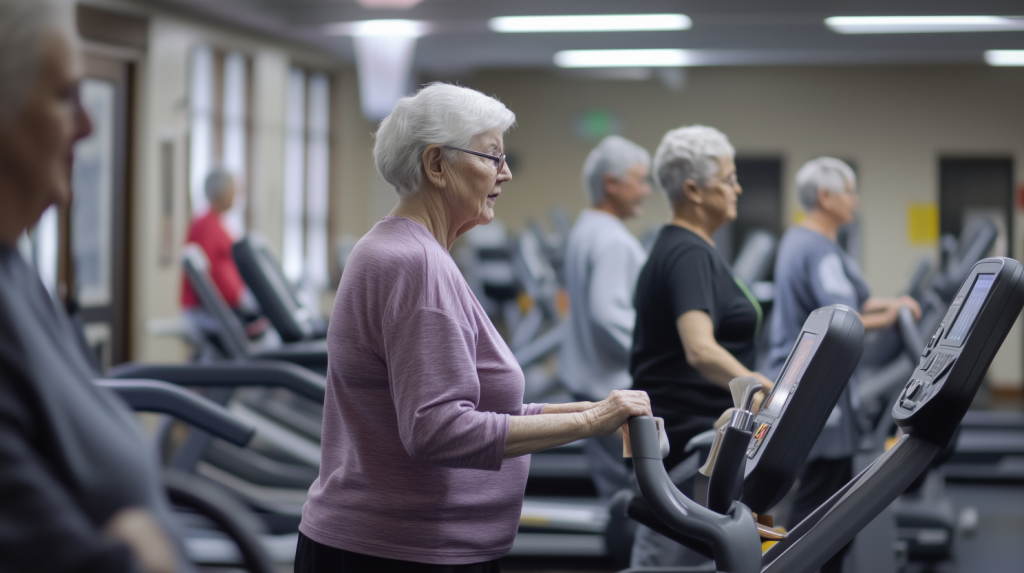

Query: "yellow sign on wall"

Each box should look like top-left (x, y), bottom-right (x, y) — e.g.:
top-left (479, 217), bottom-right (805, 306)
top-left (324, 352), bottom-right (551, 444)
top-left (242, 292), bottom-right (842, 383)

top-left (907, 203), bottom-right (939, 245)
top-left (792, 208), bottom-right (806, 225)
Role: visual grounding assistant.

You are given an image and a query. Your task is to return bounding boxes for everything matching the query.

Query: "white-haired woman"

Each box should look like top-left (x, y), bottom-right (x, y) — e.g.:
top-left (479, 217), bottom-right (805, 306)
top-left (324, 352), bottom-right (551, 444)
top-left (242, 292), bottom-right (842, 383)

top-left (297, 83), bottom-right (651, 572)
top-left (768, 156), bottom-right (919, 573)
top-left (0, 1), bottom-right (187, 572)
top-left (559, 135), bottom-right (652, 499)
top-left (631, 125), bottom-right (773, 472)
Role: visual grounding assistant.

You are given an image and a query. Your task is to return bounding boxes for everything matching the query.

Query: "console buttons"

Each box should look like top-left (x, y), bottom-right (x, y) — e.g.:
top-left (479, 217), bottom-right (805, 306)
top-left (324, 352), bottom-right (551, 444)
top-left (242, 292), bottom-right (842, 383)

top-left (928, 323), bottom-right (945, 348)
top-left (926, 353), bottom-right (955, 378)
top-left (918, 354), bottom-right (935, 371)
top-left (906, 380), bottom-right (923, 400)
top-left (747, 422), bottom-right (771, 458)
top-left (901, 399), bottom-right (918, 411)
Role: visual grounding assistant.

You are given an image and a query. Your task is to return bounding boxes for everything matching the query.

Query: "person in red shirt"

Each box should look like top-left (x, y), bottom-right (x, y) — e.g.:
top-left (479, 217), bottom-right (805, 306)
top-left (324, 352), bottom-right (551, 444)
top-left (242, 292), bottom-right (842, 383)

top-left (181, 169), bottom-right (266, 340)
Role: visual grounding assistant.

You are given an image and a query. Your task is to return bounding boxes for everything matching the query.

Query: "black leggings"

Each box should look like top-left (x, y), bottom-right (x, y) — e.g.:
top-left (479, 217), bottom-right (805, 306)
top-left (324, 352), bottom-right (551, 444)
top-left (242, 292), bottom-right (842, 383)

top-left (294, 532), bottom-right (502, 573)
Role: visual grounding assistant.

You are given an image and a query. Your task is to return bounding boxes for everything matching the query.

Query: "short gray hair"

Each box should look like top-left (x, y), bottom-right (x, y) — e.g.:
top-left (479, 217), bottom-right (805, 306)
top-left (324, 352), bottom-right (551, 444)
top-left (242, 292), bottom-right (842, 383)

top-left (796, 157), bottom-right (857, 212)
top-left (0, 0), bottom-right (77, 127)
top-left (204, 168), bottom-right (234, 202)
top-left (374, 83), bottom-right (516, 197)
top-left (653, 125), bottom-right (735, 205)
top-left (581, 135), bottom-right (650, 206)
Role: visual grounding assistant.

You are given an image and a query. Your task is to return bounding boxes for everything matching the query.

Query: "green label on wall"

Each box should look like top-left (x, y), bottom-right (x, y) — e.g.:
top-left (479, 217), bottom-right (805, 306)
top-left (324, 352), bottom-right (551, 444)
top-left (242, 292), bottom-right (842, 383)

top-left (573, 109), bottom-right (622, 141)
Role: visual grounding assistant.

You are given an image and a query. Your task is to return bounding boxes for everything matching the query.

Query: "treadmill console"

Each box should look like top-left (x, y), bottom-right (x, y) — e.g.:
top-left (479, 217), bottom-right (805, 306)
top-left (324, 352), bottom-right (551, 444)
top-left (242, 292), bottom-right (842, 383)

top-left (894, 257), bottom-right (1024, 446)
top-left (741, 305), bottom-right (864, 513)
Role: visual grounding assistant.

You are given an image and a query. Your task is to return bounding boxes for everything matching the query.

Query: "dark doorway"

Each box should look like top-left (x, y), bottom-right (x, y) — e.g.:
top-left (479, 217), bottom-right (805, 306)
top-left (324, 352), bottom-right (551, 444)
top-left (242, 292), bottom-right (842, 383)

top-left (67, 53), bottom-right (135, 370)
top-left (939, 158), bottom-right (1013, 260)
top-left (714, 157), bottom-right (783, 264)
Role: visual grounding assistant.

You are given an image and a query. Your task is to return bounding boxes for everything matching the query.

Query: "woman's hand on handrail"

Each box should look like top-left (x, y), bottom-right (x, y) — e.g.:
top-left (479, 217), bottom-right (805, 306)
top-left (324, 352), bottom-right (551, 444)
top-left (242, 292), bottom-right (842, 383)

top-left (504, 390), bottom-right (651, 458)
top-left (103, 507), bottom-right (178, 573)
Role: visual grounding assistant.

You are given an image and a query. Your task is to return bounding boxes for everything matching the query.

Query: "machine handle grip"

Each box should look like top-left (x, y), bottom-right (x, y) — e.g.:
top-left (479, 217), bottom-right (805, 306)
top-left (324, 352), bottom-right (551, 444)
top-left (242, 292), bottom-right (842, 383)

top-left (96, 379), bottom-right (255, 446)
top-left (627, 416), bottom-right (762, 573)
top-left (898, 305), bottom-right (925, 362)
top-left (707, 425), bottom-right (753, 514)
top-left (108, 361), bottom-right (327, 403)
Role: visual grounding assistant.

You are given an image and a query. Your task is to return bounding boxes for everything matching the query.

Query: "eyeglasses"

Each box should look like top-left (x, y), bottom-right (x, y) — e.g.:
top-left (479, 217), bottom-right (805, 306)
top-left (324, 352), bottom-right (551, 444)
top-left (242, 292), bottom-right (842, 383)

top-left (717, 172), bottom-right (739, 188)
top-left (444, 146), bottom-right (507, 174)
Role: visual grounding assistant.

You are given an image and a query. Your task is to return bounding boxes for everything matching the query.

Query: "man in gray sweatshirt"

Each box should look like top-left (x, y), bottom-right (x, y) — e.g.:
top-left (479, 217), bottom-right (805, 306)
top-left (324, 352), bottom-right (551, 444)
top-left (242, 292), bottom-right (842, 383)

top-left (559, 135), bottom-right (652, 497)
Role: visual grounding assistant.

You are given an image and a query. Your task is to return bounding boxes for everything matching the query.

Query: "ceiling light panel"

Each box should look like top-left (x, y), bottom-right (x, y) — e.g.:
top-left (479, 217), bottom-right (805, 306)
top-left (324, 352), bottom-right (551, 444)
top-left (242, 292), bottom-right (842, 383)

top-left (490, 14), bottom-right (691, 33)
top-left (323, 19), bottom-right (426, 37)
top-left (986, 50), bottom-right (1024, 66)
top-left (554, 49), bottom-right (694, 68)
top-left (355, 0), bottom-right (423, 8)
top-left (826, 16), bottom-right (1024, 34)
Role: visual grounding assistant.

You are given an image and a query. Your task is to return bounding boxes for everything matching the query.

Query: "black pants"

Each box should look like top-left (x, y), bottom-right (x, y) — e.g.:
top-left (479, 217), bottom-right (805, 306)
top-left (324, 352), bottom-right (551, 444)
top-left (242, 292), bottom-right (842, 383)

top-left (787, 457), bottom-right (853, 573)
top-left (294, 532), bottom-right (502, 573)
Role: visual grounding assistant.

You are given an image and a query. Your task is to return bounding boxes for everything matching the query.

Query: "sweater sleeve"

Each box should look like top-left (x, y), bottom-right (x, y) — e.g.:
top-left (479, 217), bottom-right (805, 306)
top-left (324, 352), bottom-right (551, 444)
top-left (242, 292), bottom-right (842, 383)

top-left (587, 241), bottom-right (640, 361)
top-left (0, 370), bottom-right (142, 573)
top-left (522, 403), bottom-right (547, 415)
top-left (382, 307), bottom-right (510, 471)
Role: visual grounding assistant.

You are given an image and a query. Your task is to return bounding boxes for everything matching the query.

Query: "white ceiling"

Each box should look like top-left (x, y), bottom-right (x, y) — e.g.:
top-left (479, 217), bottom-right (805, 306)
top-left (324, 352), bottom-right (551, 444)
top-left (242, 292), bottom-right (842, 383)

top-left (140, 0), bottom-right (1024, 73)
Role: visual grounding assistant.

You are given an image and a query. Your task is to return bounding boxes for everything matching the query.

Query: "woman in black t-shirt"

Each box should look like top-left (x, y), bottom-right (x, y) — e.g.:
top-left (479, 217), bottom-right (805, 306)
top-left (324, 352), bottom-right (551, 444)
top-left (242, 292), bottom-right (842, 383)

top-left (631, 125), bottom-right (774, 469)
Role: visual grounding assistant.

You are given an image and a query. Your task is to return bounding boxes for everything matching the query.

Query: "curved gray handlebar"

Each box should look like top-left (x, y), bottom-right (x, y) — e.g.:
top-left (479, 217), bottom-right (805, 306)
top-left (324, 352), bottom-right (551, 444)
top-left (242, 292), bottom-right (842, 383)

top-left (107, 361), bottom-right (326, 403)
top-left (96, 379), bottom-right (255, 446)
top-left (629, 416), bottom-right (762, 573)
top-left (898, 306), bottom-right (925, 363)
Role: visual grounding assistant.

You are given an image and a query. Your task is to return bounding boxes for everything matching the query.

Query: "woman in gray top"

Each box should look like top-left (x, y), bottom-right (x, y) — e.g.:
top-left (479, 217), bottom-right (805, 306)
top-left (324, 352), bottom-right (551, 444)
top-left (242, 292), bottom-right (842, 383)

top-left (0, 1), bottom-right (188, 571)
top-left (769, 157), bottom-right (920, 573)
top-left (560, 135), bottom-right (652, 499)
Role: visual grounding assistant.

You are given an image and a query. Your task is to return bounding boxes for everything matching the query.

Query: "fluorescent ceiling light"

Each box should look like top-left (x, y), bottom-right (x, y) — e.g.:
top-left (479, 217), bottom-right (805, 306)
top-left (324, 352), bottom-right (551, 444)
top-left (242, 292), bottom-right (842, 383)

top-left (826, 16), bottom-right (1024, 34)
top-left (554, 49), bottom-right (693, 68)
top-left (355, 0), bottom-right (423, 8)
top-left (986, 50), bottom-right (1024, 66)
top-left (490, 14), bottom-right (691, 33)
top-left (323, 19), bottom-right (426, 37)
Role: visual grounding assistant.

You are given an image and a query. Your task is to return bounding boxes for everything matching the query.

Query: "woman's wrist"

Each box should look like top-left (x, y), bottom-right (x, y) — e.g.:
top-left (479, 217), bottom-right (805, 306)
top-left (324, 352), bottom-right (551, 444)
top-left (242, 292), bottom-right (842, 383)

top-left (542, 401), bottom-right (596, 414)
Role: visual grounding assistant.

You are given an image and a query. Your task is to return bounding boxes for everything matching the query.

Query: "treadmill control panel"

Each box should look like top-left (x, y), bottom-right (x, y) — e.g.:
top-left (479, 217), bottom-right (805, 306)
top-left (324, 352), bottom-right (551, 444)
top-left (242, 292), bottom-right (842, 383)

top-left (740, 305), bottom-right (865, 513)
top-left (894, 259), bottom-right (1024, 446)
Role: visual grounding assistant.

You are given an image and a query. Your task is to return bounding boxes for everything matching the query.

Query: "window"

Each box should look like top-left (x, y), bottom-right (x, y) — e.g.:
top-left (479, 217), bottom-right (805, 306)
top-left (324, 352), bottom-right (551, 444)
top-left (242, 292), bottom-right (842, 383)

top-left (282, 67), bottom-right (331, 291)
top-left (188, 46), bottom-right (251, 238)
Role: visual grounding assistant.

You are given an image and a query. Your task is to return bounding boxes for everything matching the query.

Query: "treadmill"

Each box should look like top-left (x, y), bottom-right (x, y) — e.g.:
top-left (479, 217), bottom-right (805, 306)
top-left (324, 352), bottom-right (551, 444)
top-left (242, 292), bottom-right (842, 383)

top-left (623, 257), bottom-right (1024, 573)
top-left (182, 244), bottom-right (328, 372)
top-left (232, 233), bottom-right (329, 344)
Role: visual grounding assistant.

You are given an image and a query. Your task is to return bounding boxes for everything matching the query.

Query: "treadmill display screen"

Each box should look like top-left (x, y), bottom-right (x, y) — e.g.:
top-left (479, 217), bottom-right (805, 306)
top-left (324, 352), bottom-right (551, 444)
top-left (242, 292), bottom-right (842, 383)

top-left (947, 274), bottom-right (995, 342)
top-left (763, 332), bottom-right (817, 416)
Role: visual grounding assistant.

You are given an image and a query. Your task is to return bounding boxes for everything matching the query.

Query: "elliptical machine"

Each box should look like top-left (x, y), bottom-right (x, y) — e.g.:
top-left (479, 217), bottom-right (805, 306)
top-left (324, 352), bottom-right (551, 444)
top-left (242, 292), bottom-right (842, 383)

top-left (621, 257), bottom-right (1024, 572)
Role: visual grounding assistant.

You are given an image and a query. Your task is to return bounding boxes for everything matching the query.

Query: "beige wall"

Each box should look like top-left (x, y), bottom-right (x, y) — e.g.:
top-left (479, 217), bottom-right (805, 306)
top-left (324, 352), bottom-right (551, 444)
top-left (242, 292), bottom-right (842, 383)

top-left (414, 66), bottom-right (1024, 387)
top-left (119, 5), bottom-right (1024, 387)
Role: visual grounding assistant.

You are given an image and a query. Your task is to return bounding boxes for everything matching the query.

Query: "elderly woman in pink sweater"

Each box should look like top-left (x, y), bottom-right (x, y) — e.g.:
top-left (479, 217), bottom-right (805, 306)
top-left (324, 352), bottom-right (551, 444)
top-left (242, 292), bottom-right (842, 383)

top-left (297, 83), bottom-right (651, 572)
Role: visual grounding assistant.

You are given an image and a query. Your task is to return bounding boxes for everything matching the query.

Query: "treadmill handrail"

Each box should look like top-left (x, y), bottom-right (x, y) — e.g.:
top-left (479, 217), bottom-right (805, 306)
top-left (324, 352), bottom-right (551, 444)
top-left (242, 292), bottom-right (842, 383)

top-left (898, 305), bottom-right (925, 362)
top-left (762, 434), bottom-right (940, 573)
top-left (107, 360), bottom-right (327, 403)
top-left (628, 416), bottom-right (762, 573)
top-left (96, 379), bottom-right (255, 446)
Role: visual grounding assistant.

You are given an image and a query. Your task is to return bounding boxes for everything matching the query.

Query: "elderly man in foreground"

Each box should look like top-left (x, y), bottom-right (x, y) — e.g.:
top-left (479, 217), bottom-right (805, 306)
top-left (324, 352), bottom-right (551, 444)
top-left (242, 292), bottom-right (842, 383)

top-left (559, 135), bottom-right (652, 499)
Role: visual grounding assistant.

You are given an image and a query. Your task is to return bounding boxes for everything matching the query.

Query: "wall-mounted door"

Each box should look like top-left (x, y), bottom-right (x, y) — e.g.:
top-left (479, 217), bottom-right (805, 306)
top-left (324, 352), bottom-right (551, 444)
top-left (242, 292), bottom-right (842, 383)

top-left (68, 54), bottom-right (134, 369)
top-left (713, 157), bottom-right (783, 265)
top-left (939, 158), bottom-right (1013, 260)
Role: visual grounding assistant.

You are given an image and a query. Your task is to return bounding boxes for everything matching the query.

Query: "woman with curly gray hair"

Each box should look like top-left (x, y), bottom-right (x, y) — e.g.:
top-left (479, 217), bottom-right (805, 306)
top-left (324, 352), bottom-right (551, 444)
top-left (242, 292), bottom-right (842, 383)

top-left (297, 83), bottom-right (651, 572)
top-left (629, 124), bottom-right (773, 567)
top-left (632, 124), bottom-right (774, 469)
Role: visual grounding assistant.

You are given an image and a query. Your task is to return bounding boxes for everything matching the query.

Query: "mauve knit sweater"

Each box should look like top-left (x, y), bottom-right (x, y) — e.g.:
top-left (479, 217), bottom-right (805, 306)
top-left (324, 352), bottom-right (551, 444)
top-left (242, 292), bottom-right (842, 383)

top-left (299, 216), bottom-right (545, 564)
